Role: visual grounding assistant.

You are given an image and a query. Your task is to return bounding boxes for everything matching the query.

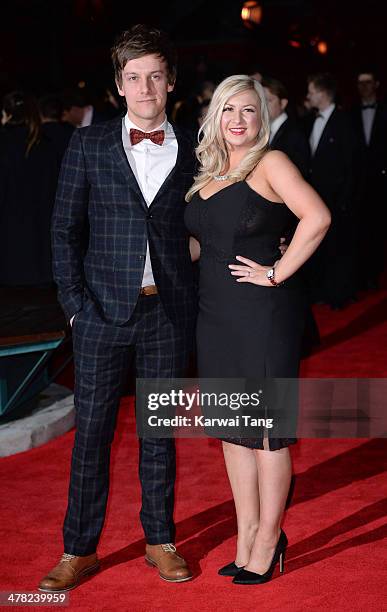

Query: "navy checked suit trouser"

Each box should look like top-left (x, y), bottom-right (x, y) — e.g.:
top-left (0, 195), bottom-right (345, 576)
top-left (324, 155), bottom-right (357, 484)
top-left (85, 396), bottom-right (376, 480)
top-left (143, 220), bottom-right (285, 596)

top-left (63, 293), bottom-right (192, 555)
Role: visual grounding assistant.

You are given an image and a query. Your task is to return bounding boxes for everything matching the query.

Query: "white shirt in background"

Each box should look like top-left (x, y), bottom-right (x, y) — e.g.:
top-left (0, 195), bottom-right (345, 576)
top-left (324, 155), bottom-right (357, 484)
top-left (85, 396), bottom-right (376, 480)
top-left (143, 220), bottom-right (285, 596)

top-left (269, 112), bottom-right (288, 144)
top-left (361, 104), bottom-right (376, 146)
top-left (80, 106), bottom-right (94, 127)
top-left (309, 103), bottom-right (335, 155)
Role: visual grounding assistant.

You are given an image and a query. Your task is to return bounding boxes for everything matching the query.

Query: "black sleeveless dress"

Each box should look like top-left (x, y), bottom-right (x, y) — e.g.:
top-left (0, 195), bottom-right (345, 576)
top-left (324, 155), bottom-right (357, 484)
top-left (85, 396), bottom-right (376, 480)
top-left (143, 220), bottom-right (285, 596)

top-left (184, 180), bottom-right (306, 451)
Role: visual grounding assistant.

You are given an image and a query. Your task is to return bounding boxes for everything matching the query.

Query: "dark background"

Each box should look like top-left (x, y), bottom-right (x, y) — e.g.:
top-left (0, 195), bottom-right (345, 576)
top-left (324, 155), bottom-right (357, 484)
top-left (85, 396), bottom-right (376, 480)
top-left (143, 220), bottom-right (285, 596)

top-left (0, 0), bottom-right (386, 106)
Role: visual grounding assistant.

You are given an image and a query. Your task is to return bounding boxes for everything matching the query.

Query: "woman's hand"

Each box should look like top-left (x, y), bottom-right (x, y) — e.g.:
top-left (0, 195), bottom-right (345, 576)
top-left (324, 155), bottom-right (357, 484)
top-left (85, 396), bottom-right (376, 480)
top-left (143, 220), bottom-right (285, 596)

top-left (229, 256), bottom-right (273, 286)
top-left (189, 237), bottom-right (201, 262)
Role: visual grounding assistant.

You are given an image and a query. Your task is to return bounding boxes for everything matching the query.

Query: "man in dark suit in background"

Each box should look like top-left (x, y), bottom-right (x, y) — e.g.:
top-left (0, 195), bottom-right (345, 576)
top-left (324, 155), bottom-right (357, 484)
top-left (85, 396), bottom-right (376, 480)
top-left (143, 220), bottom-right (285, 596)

top-left (350, 69), bottom-right (387, 289)
top-left (262, 77), bottom-right (310, 177)
top-left (39, 94), bottom-right (74, 163)
top-left (263, 77), bottom-right (319, 354)
top-left (61, 88), bottom-right (117, 128)
top-left (304, 73), bottom-right (357, 309)
top-left (39, 25), bottom-right (196, 592)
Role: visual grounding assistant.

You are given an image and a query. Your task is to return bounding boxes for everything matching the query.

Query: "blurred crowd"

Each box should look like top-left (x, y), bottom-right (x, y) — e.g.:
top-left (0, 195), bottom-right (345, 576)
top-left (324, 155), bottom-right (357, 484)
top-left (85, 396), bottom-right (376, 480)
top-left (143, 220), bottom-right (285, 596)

top-left (0, 87), bottom-right (122, 286)
top-left (0, 67), bottom-right (386, 311)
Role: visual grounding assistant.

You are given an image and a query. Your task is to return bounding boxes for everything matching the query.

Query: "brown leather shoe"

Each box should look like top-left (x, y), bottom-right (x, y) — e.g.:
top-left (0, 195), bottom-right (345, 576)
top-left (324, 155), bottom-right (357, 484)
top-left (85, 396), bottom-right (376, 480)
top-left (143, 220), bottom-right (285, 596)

top-left (38, 553), bottom-right (99, 593)
top-left (145, 544), bottom-right (193, 582)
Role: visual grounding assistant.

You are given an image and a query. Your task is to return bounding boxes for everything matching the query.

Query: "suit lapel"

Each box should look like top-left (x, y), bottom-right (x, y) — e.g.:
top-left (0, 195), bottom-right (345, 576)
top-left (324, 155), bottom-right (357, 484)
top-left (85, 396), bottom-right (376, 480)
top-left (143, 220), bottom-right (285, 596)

top-left (148, 122), bottom-right (194, 210)
top-left (314, 109), bottom-right (337, 157)
top-left (105, 115), bottom-right (147, 210)
top-left (355, 107), bottom-right (367, 147)
top-left (369, 104), bottom-right (381, 147)
top-left (270, 119), bottom-right (288, 147)
top-left (105, 117), bottom-right (194, 212)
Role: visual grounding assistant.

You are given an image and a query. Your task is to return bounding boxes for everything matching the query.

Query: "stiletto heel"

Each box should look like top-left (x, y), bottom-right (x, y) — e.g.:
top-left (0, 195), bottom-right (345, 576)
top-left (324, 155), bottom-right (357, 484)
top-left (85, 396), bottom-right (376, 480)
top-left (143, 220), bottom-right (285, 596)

top-left (233, 529), bottom-right (288, 585)
top-left (279, 551), bottom-right (285, 573)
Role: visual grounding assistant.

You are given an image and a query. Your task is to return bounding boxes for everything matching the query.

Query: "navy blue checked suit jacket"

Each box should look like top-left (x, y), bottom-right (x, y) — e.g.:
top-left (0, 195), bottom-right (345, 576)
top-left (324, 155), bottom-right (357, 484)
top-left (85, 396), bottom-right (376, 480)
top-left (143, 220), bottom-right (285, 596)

top-left (51, 115), bottom-right (197, 328)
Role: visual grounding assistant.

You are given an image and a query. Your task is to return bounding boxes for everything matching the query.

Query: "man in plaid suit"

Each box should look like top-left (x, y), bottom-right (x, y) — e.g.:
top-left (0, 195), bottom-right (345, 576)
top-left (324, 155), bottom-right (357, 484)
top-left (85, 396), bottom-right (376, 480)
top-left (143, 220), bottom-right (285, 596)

top-left (39, 25), bottom-right (197, 591)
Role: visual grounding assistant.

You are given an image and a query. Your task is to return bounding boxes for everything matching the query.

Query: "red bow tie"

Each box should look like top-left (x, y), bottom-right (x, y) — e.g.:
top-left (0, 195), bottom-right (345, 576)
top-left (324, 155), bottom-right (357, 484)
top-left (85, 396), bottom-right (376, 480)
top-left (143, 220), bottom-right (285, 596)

top-left (130, 128), bottom-right (165, 146)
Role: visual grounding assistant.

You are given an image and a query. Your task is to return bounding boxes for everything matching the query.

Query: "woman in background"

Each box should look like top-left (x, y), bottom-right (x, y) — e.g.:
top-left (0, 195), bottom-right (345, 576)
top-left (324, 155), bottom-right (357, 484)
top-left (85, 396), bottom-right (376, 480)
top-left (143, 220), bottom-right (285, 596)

top-left (0, 91), bottom-right (59, 286)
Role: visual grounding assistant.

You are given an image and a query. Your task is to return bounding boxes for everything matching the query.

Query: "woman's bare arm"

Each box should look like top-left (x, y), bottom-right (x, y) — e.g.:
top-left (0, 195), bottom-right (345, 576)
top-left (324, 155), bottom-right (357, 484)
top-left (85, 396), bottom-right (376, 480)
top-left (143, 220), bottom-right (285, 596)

top-left (189, 236), bottom-right (201, 262)
top-left (229, 151), bottom-right (331, 286)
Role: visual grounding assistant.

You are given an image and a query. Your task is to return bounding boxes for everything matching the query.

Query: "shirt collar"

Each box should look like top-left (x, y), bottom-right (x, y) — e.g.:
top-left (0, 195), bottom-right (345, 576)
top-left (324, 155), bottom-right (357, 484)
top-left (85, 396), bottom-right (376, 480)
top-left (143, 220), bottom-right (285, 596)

top-left (270, 112), bottom-right (288, 139)
top-left (124, 114), bottom-right (169, 136)
top-left (319, 103), bottom-right (335, 121)
top-left (80, 105), bottom-right (94, 127)
top-left (361, 101), bottom-right (377, 110)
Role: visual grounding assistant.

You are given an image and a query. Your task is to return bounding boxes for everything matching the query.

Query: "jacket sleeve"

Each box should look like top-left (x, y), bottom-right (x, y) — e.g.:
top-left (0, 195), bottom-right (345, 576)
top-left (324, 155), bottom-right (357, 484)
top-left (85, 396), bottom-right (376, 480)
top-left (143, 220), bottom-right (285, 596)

top-left (51, 129), bottom-right (89, 323)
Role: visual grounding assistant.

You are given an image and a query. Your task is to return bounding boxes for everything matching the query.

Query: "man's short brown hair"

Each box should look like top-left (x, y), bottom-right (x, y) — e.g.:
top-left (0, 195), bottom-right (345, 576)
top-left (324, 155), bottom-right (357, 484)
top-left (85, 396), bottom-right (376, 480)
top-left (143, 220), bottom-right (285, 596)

top-left (111, 24), bottom-right (177, 86)
top-left (307, 72), bottom-right (337, 100)
top-left (262, 77), bottom-right (288, 101)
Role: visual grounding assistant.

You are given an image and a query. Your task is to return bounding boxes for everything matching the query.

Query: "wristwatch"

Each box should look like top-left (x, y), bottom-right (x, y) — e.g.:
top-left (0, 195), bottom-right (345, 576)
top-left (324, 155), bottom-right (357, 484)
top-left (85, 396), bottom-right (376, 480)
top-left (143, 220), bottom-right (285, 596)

top-left (267, 267), bottom-right (283, 287)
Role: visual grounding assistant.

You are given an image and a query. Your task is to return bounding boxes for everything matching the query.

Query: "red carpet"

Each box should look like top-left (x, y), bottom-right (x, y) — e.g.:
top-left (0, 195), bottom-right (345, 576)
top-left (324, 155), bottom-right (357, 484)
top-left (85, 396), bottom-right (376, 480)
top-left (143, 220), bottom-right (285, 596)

top-left (1, 290), bottom-right (386, 611)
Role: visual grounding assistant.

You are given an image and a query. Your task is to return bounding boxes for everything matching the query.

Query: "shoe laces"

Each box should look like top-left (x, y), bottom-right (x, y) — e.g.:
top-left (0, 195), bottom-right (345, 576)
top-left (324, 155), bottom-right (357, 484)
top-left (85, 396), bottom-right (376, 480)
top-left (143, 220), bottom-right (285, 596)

top-left (60, 553), bottom-right (77, 563)
top-left (161, 543), bottom-right (177, 553)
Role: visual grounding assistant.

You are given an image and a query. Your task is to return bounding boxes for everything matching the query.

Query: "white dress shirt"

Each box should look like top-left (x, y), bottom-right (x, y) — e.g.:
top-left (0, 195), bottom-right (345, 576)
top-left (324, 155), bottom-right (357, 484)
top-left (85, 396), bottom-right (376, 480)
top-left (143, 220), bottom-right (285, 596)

top-left (361, 104), bottom-right (376, 146)
top-left (309, 103), bottom-right (335, 155)
top-left (122, 114), bottom-right (178, 287)
top-left (269, 112), bottom-right (288, 144)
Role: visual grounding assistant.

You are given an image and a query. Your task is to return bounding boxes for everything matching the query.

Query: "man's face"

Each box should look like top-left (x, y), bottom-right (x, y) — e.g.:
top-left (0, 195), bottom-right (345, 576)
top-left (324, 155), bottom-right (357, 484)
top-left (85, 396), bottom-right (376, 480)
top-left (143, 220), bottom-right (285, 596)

top-left (357, 73), bottom-right (379, 100)
top-left (263, 88), bottom-right (287, 121)
top-left (116, 53), bottom-right (174, 129)
top-left (306, 82), bottom-right (324, 110)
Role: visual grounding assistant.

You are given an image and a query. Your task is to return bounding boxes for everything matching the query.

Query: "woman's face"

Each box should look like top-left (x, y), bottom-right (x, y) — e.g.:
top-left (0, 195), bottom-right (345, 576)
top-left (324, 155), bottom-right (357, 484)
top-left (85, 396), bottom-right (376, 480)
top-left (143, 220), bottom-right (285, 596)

top-left (220, 89), bottom-right (261, 150)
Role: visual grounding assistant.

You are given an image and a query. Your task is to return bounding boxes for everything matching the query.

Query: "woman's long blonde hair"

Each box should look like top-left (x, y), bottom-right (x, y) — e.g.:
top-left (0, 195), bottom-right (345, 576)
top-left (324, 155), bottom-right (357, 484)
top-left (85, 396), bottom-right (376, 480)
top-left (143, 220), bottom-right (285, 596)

top-left (185, 75), bottom-right (270, 202)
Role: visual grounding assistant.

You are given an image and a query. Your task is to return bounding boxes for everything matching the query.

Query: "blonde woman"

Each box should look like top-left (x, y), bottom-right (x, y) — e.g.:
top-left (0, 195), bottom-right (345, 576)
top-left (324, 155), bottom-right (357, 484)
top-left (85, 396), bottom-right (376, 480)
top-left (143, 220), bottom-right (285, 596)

top-left (184, 75), bottom-right (330, 585)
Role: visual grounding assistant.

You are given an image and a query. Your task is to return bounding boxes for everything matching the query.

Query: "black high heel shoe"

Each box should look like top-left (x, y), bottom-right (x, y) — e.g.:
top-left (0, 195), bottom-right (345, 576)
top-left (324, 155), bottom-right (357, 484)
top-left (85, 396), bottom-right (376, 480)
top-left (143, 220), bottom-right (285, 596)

top-left (232, 530), bottom-right (288, 585)
top-left (218, 561), bottom-right (245, 576)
